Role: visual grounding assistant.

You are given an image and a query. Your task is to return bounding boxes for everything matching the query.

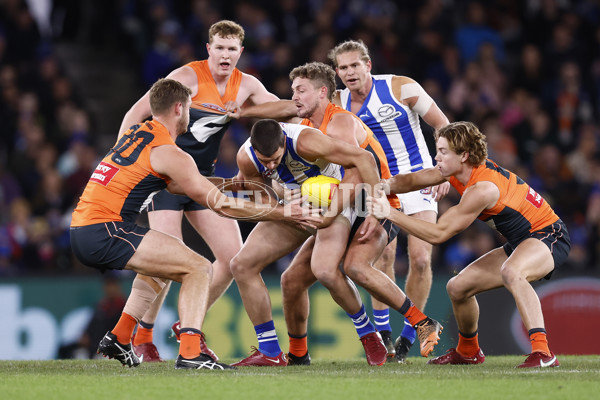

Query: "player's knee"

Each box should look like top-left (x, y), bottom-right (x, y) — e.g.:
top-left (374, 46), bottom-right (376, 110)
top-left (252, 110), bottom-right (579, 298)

top-left (344, 262), bottom-right (367, 285)
top-left (281, 270), bottom-right (302, 296)
top-left (446, 277), bottom-right (466, 302)
top-left (312, 268), bottom-right (338, 289)
top-left (409, 251), bottom-right (432, 274)
top-left (229, 253), bottom-right (256, 280)
top-left (500, 263), bottom-right (520, 287)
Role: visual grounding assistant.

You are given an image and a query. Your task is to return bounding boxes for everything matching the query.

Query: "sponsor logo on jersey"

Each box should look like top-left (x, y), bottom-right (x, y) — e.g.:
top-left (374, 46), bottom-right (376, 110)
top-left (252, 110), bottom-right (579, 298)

top-left (90, 162), bottom-right (119, 186)
top-left (199, 103), bottom-right (227, 113)
top-left (377, 104), bottom-right (402, 122)
top-left (525, 186), bottom-right (543, 208)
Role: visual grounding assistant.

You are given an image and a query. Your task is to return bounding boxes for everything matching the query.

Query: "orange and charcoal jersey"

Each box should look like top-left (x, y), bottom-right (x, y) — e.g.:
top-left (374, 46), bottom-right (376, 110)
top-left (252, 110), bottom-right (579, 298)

top-left (176, 60), bottom-right (242, 176)
top-left (71, 120), bottom-right (174, 227)
top-left (301, 103), bottom-right (401, 209)
top-left (448, 159), bottom-right (560, 246)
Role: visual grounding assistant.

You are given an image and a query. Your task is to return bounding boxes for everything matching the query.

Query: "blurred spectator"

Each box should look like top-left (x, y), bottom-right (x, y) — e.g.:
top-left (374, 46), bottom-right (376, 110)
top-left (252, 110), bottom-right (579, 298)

top-left (1, 0), bottom-right (599, 274)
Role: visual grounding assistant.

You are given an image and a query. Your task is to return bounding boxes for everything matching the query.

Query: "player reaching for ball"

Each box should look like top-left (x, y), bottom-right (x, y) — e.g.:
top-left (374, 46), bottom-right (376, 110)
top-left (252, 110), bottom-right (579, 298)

top-left (367, 121), bottom-right (571, 368)
top-left (229, 118), bottom-right (389, 366)
top-left (233, 63), bottom-right (443, 366)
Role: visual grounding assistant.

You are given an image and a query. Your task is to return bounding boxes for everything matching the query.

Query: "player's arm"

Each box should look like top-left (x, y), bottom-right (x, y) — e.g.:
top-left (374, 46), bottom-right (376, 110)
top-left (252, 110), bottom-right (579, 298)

top-left (118, 66), bottom-right (198, 138)
top-left (297, 128), bottom-right (379, 190)
top-left (385, 167), bottom-right (447, 194)
top-left (331, 90), bottom-right (343, 107)
top-left (370, 181), bottom-right (499, 244)
top-left (151, 145), bottom-right (321, 227)
top-left (393, 76), bottom-right (450, 200)
top-left (236, 100), bottom-right (300, 123)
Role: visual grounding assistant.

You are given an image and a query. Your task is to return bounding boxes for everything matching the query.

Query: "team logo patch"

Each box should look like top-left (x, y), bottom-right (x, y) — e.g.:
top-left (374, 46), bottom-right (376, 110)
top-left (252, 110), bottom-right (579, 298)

top-left (525, 186), bottom-right (543, 208)
top-left (90, 161), bottom-right (119, 186)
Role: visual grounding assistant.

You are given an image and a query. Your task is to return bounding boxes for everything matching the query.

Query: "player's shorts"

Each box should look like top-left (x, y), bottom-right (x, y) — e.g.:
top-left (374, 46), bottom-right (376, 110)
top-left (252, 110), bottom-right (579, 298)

top-left (503, 219), bottom-right (571, 279)
top-left (70, 221), bottom-right (149, 271)
top-left (146, 189), bottom-right (206, 212)
top-left (349, 211), bottom-right (401, 245)
top-left (396, 187), bottom-right (438, 215)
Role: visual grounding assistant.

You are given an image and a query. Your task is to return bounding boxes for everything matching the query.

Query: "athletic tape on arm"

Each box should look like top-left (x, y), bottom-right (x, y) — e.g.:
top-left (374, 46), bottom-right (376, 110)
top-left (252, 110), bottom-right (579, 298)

top-left (400, 82), bottom-right (434, 117)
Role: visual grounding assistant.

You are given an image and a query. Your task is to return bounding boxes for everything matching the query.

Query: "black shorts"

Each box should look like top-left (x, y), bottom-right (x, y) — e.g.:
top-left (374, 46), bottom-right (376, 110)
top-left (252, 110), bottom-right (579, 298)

top-left (70, 221), bottom-right (149, 271)
top-left (146, 189), bottom-right (206, 212)
top-left (349, 212), bottom-right (401, 245)
top-left (503, 219), bottom-right (571, 279)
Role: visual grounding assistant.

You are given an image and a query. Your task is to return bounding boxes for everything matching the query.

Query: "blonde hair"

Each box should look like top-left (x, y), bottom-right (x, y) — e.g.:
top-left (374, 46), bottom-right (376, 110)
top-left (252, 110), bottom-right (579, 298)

top-left (208, 20), bottom-right (245, 44)
top-left (289, 62), bottom-right (336, 101)
top-left (435, 121), bottom-right (488, 165)
top-left (328, 39), bottom-right (371, 67)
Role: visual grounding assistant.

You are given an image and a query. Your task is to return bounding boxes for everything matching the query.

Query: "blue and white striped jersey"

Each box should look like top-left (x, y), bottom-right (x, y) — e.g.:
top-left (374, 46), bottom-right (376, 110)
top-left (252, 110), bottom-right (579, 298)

top-left (339, 75), bottom-right (433, 174)
top-left (243, 123), bottom-right (342, 189)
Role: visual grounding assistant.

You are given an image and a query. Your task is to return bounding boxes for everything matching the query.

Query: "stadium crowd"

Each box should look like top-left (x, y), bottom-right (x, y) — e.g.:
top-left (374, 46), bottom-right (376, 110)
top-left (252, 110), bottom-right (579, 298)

top-left (1, 0), bottom-right (599, 276)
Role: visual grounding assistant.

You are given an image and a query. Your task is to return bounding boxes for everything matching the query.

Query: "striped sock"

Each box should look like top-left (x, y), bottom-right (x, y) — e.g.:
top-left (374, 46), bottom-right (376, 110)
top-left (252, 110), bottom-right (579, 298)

top-left (255, 321), bottom-right (282, 357)
top-left (347, 304), bottom-right (377, 338)
top-left (400, 318), bottom-right (417, 344)
top-left (372, 308), bottom-right (392, 333)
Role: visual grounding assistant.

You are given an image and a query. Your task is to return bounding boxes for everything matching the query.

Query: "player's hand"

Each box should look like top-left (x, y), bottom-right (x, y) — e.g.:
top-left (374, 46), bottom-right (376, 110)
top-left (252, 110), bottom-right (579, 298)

top-left (431, 181), bottom-right (450, 202)
top-left (225, 101), bottom-right (241, 119)
top-left (366, 189), bottom-right (391, 220)
top-left (284, 194), bottom-right (323, 230)
top-left (357, 214), bottom-right (380, 243)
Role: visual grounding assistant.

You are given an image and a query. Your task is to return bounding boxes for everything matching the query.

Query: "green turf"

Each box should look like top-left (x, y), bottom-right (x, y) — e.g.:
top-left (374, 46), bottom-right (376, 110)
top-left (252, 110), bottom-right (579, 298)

top-left (1, 356), bottom-right (598, 400)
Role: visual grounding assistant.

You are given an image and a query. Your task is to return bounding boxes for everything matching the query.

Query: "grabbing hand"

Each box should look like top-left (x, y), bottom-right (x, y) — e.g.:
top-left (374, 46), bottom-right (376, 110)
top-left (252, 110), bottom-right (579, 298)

top-left (431, 181), bottom-right (450, 202)
top-left (284, 193), bottom-right (323, 230)
top-left (366, 189), bottom-right (391, 220)
top-left (225, 101), bottom-right (241, 119)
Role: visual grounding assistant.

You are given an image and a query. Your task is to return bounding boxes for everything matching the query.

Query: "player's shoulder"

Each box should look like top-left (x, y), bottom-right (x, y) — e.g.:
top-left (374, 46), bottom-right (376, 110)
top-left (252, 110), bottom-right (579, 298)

top-left (390, 75), bottom-right (416, 85)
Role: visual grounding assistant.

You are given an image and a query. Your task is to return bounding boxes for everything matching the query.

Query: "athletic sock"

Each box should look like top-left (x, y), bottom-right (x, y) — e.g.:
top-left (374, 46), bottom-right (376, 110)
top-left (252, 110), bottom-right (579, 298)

top-left (255, 321), bottom-right (282, 357)
top-left (397, 297), bottom-right (427, 327)
top-left (372, 308), bottom-right (392, 333)
top-left (400, 318), bottom-right (417, 344)
top-left (288, 332), bottom-right (308, 357)
top-left (111, 313), bottom-right (137, 344)
top-left (347, 304), bottom-right (377, 338)
top-left (179, 328), bottom-right (202, 359)
top-left (529, 328), bottom-right (551, 356)
top-left (456, 331), bottom-right (480, 357)
top-left (133, 321), bottom-right (154, 346)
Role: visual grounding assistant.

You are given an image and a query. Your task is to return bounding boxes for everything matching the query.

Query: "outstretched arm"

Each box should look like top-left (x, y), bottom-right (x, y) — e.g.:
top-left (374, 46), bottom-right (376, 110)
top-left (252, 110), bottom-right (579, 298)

top-left (386, 167), bottom-right (447, 194)
top-left (369, 181), bottom-right (498, 244)
top-left (152, 145), bottom-right (321, 228)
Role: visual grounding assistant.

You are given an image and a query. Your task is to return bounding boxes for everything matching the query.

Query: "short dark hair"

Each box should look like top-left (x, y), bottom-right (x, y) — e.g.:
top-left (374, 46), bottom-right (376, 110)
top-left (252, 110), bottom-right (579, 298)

top-left (149, 78), bottom-right (191, 115)
top-left (289, 62), bottom-right (337, 101)
top-left (435, 121), bottom-right (488, 165)
top-left (250, 119), bottom-right (285, 156)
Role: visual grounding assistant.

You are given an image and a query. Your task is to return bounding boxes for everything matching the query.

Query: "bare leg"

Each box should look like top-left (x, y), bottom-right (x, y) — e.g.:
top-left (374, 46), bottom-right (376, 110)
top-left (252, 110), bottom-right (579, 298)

top-left (281, 237), bottom-right (318, 336)
top-left (186, 209), bottom-right (242, 307)
top-left (230, 221), bottom-right (309, 326)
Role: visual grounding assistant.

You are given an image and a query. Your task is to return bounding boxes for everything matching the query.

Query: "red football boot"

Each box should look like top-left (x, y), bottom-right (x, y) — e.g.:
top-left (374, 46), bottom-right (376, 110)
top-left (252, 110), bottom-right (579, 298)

top-left (133, 342), bottom-right (164, 362)
top-left (516, 351), bottom-right (559, 368)
top-left (232, 347), bottom-right (288, 367)
top-left (360, 331), bottom-right (388, 366)
top-left (427, 348), bottom-right (485, 365)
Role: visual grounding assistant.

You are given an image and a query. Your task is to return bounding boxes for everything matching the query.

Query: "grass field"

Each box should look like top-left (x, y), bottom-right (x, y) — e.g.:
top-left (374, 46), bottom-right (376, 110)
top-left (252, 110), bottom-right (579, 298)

top-left (1, 356), bottom-right (599, 400)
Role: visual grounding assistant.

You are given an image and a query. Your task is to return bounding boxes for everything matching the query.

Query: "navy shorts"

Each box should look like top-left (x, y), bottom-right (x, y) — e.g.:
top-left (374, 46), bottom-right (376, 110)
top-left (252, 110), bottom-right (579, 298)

top-left (349, 212), bottom-right (401, 245)
top-left (146, 190), bottom-right (206, 212)
top-left (503, 219), bottom-right (571, 279)
top-left (70, 221), bottom-right (150, 271)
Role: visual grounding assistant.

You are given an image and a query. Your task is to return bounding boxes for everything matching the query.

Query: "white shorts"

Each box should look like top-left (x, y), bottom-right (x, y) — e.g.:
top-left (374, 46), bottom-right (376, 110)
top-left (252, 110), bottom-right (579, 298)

top-left (397, 187), bottom-right (438, 216)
